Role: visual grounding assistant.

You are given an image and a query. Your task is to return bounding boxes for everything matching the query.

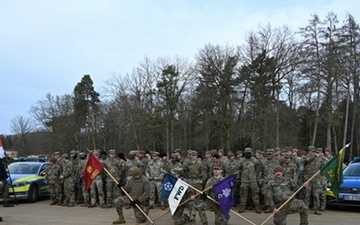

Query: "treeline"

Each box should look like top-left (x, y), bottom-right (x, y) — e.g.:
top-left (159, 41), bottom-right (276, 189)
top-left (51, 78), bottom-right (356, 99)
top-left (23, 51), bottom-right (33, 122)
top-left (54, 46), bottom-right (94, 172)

top-left (3, 12), bottom-right (360, 160)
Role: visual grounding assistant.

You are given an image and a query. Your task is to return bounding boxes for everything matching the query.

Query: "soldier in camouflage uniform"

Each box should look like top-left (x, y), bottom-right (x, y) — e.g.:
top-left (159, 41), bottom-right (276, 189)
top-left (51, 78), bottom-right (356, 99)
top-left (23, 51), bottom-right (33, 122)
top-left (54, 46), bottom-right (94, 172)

top-left (44, 157), bottom-right (60, 205)
top-left (145, 151), bottom-right (166, 209)
top-left (204, 164), bottom-right (228, 225)
top-left (283, 153), bottom-right (299, 184)
top-left (78, 152), bottom-right (91, 207)
top-left (52, 151), bottom-right (64, 205)
top-left (267, 166), bottom-right (309, 225)
top-left (104, 149), bottom-right (125, 208)
top-left (303, 146), bottom-right (324, 215)
top-left (259, 148), bottom-right (282, 213)
top-left (112, 167), bottom-right (150, 224)
top-left (60, 153), bottom-right (75, 207)
top-left (163, 152), bottom-right (183, 173)
top-left (89, 150), bottom-right (106, 208)
top-left (238, 148), bottom-right (262, 213)
top-left (69, 150), bottom-right (83, 204)
top-left (183, 150), bottom-right (208, 225)
top-left (124, 151), bottom-right (144, 183)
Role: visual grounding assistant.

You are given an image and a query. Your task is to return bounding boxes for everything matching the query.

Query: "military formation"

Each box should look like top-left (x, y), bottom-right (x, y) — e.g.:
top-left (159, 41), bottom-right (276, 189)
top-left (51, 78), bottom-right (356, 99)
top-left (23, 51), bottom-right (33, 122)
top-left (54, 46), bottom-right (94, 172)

top-left (43, 145), bottom-right (332, 225)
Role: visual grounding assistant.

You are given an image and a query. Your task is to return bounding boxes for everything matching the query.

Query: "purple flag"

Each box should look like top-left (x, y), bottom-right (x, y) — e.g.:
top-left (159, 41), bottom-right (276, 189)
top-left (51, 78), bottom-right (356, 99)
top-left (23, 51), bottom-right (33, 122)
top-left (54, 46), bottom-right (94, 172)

top-left (213, 174), bottom-right (236, 218)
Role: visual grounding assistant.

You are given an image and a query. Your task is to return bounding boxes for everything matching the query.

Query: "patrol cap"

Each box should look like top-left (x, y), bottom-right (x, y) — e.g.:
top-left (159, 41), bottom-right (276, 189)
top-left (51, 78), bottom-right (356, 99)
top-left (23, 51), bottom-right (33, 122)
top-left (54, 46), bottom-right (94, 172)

top-left (109, 149), bottom-right (116, 154)
top-left (173, 167), bottom-right (184, 175)
top-left (266, 149), bottom-right (274, 155)
top-left (308, 146), bottom-right (316, 151)
top-left (316, 148), bottom-right (323, 153)
top-left (70, 150), bottom-right (76, 156)
top-left (189, 150), bottom-right (198, 156)
top-left (236, 150), bottom-right (243, 155)
top-left (61, 153), bottom-right (68, 158)
top-left (131, 167), bottom-right (142, 176)
top-left (151, 151), bottom-right (160, 156)
top-left (210, 149), bottom-right (218, 155)
top-left (171, 152), bottom-right (178, 158)
top-left (53, 151), bottom-right (61, 156)
top-left (138, 150), bottom-right (145, 154)
top-left (174, 148), bottom-right (182, 153)
top-left (92, 150), bottom-right (100, 156)
top-left (129, 150), bottom-right (138, 155)
top-left (244, 148), bottom-right (252, 153)
top-left (205, 150), bottom-right (211, 155)
top-left (274, 166), bottom-right (284, 173)
top-left (78, 152), bottom-right (85, 157)
top-left (212, 164), bottom-right (223, 170)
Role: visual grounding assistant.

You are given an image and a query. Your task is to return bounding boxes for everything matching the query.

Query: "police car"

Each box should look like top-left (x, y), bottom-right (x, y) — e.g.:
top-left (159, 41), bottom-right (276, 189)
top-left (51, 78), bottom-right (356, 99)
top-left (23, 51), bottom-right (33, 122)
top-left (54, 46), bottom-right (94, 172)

top-left (326, 161), bottom-right (360, 207)
top-left (7, 161), bottom-right (49, 202)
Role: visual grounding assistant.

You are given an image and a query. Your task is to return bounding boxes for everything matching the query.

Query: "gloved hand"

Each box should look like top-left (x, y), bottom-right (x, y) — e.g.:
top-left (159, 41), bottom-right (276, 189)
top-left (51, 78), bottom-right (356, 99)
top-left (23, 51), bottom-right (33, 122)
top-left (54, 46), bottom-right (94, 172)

top-left (201, 193), bottom-right (207, 200)
top-left (117, 183), bottom-right (122, 189)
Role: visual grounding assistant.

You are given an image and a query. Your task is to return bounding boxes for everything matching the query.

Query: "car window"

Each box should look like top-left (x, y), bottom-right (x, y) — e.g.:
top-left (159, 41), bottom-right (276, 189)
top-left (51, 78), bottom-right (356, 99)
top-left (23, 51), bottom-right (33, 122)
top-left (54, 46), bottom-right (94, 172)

top-left (9, 163), bottom-right (41, 174)
top-left (343, 163), bottom-right (360, 176)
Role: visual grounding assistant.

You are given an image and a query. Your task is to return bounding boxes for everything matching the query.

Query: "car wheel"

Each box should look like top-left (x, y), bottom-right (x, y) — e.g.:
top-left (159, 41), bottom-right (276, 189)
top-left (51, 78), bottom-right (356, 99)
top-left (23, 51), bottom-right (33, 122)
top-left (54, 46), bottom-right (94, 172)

top-left (28, 184), bottom-right (39, 203)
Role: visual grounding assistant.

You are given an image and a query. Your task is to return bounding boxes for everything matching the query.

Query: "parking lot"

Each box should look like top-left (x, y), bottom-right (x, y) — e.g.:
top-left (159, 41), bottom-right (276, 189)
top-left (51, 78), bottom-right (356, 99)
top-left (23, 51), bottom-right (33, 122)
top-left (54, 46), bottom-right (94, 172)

top-left (1, 199), bottom-right (360, 225)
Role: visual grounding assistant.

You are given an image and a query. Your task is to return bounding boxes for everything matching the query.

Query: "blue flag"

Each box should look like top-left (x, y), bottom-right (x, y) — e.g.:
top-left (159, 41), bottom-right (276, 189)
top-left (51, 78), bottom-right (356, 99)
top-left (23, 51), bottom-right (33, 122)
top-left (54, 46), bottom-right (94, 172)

top-left (213, 174), bottom-right (236, 218)
top-left (161, 172), bottom-right (189, 214)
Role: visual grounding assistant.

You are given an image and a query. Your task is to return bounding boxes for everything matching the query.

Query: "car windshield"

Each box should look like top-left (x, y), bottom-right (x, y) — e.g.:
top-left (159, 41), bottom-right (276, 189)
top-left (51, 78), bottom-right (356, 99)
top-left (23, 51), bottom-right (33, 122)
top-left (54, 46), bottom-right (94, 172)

top-left (8, 163), bottom-right (41, 174)
top-left (343, 163), bottom-right (360, 176)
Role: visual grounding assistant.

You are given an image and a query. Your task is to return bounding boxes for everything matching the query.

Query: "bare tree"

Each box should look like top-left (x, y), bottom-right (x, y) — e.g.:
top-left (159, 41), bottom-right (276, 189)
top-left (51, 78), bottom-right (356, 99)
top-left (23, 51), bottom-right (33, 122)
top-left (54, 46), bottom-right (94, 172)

top-left (10, 115), bottom-right (34, 156)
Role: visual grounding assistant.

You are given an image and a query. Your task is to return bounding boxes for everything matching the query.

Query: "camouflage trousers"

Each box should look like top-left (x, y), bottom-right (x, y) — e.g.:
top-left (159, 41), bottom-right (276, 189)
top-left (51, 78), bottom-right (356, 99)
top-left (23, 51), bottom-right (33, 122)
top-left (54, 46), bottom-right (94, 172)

top-left (106, 179), bottom-right (121, 205)
top-left (1, 179), bottom-right (10, 202)
top-left (149, 180), bottom-right (164, 206)
top-left (208, 201), bottom-right (228, 225)
top-left (240, 181), bottom-right (260, 206)
top-left (304, 180), bottom-right (321, 210)
top-left (114, 195), bottom-right (150, 223)
top-left (48, 183), bottom-right (56, 202)
top-left (55, 181), bottom-right (64, 203)
top-left (172, 205), bottom-right (188, 225)
top-left (63, 178), bottom-right (75, 204)
top-left (186, 181), bottom-right (208, 225)
top-left (273, 199), bottom-right (308, 225)
top-left (90, 177), bottom-right (105, 205)
top-left (81, 182), bottom-right (90, 204)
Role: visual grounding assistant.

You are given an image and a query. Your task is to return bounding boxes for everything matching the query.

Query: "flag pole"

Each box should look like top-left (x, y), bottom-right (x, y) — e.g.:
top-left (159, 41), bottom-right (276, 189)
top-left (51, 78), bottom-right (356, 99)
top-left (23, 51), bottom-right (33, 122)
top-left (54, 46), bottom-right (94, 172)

top-left (260, 169), bottom-right (321, 225)
top-left (103, 167), bottom-right (154, 224)
top-left (151, 185), bottom-right (213, 223)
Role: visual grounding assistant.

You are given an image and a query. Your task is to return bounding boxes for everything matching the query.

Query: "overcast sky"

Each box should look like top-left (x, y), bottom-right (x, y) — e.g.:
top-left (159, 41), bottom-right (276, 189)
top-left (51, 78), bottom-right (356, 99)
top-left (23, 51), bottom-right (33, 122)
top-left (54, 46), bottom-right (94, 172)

top-left (1, 0), bottom-right (359, 135)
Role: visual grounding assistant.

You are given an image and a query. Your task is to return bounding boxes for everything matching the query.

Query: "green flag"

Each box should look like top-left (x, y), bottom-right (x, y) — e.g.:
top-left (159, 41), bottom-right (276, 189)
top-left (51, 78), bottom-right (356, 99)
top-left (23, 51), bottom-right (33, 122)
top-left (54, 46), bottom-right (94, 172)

top-left (320, 144), bottom-right (348, 201)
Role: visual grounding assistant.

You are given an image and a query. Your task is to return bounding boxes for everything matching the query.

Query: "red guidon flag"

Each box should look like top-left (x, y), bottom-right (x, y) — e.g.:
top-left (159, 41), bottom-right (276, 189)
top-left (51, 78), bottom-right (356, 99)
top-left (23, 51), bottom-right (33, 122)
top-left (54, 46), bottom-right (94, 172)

top-left (81, 152), bottom-right (104, 190)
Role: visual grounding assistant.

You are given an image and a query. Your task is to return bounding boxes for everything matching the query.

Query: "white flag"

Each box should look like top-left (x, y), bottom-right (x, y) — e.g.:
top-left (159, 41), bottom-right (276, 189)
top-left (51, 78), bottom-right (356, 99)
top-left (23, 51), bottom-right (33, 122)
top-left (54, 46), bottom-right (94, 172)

top-left (0, 138), bottom-right (6, 159)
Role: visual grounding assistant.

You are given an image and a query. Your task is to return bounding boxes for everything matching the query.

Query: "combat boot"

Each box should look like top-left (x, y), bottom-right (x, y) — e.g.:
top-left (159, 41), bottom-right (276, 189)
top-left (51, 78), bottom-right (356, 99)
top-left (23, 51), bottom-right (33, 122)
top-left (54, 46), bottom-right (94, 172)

top-left (112, 213), bottom-right (126, 224)
top-left (314, 210), bottom-right (322, 215)
top-left (238, 205), bottom-right (246, 213)
top-left (50, 200), bottom-right (58, 205)
top-left (255, 205), bottom-right (262, 214)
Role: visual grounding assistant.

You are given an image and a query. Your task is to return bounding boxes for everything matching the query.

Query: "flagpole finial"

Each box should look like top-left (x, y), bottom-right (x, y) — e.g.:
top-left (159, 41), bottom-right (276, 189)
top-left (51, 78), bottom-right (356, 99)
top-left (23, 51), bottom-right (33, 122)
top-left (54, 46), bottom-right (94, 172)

top-left (345, 143), bottom-right (351, 148)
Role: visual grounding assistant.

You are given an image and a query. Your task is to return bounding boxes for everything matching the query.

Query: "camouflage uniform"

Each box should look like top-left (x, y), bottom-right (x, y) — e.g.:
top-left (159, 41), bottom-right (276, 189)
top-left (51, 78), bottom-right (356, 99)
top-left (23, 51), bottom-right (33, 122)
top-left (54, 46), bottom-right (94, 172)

top-left (78, 152), bottom-right (90, 206)
top-left (89, 151), bottom-right (105, 207)
top-left (145, 152), bottom-right (165, 208)
top-left (205, 166), bottom-right (228, 225)
top-left (267, 167), bottom-right (308, 225)
top-left (113, 167), bottom-right (150, 224)
top-left (238, 148), bottom-right (261, 213)
top-left (60, 154), bottom-right (75, 207)
top-left (260, 149), bottom-right (282, 212)
top-left (124, 151), bottom-right (144, 184)
top-left (303, 147), bottom-right (323, 215)
top-left (104, 149), bottom-right (125, 207)
top-left (44, 157), bottom-right (61, 205)
top-left (183, 150), bottom-right (208, 225)
top-left (70, 150), bottom-right (83, 204)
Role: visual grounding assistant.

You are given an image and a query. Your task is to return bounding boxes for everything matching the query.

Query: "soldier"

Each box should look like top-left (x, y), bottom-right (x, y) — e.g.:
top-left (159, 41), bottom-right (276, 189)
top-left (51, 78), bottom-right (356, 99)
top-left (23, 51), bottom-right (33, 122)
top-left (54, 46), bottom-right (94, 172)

top-left (145, 151), bottom-right (166, 209)
top-left (283, 153), bottom-right (299, 184)
top-left (89, 150), bottom-right (106, 208)
top-left (259, 148), bottom-right (282, 213)
top-left (204, 164), bottom-right (228, 225)
top-left (124, 151), bottom-right (144, 183)
top-left (238, 147), bottom-right (262, 213)
top-left (60, 153), bottom-right (75, 207)
top-left (163, 152), bottom-right (182, 173)
top-left (44, 157), bottom-right (60, 205)
top-left (267, 166), bottom-right (309, 225)
top-left (0, 157), bottom-right (13, 207)
top-left (104, 149), bottom-right (125, 208)
top-left (137, 150), bottom-right (150, 169)
top-left (69, 150), bottom-right (82, 204)
top-left (78, 152), bottom-right (91, 207)
top-left (112, 167), bottom-right (150, 224)
top-left (52, 151), bottom-right (64, 205)
top-left (183, 150), bottom-right (208, 225)
top-left (303, 146), bottom-right (324, 215)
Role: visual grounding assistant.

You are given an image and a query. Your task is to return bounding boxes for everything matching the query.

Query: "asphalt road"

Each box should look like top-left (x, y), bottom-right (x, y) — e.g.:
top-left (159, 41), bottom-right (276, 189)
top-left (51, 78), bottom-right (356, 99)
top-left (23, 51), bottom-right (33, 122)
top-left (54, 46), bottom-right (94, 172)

top-left (1, 199), bottom-right (360, 225)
